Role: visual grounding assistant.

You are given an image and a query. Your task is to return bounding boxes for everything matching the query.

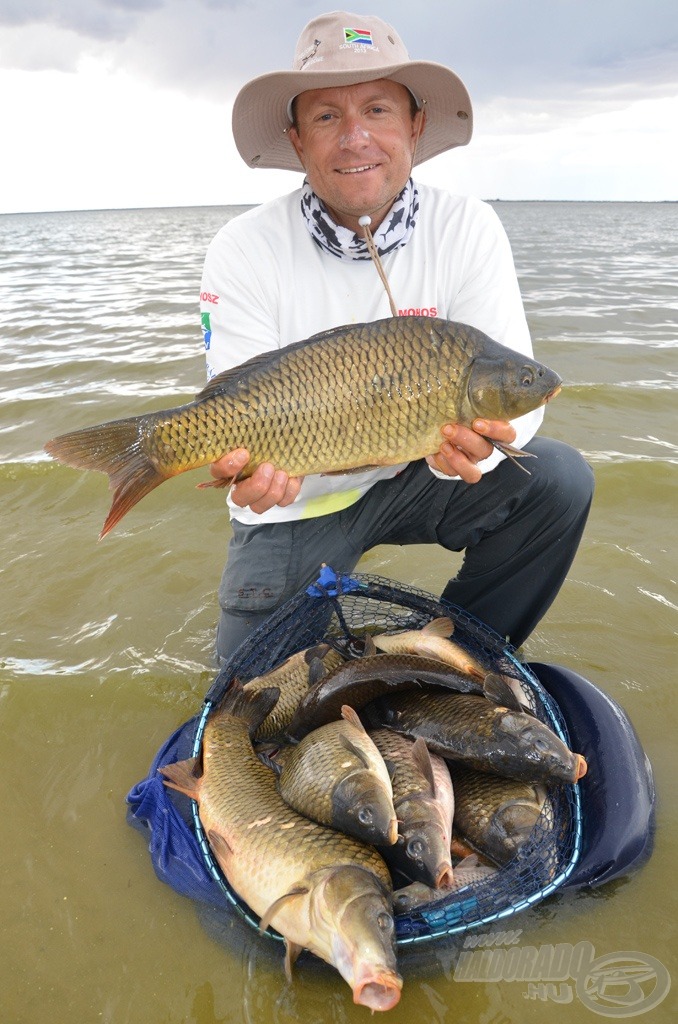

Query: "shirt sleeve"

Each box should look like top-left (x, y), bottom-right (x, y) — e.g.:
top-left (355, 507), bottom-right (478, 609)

top-left (200, 218), bottom-right (282, 381)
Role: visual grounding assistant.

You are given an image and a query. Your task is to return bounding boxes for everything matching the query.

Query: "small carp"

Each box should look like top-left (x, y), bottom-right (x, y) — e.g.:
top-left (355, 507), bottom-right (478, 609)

top-left (275, 706), bottom-right (398, 846)
top-left (364, 690), bottom-right (588, 785)
top-left (159, 685), bottom-right (401, 1011)
top-left (451, 764), bottom-right (551, 866)
top-left (373, 617), bottom-right (486, 681)
top-left (370, 729), bottom-right (454, 889)
top-left (393, 857), bottom-right (499, 914)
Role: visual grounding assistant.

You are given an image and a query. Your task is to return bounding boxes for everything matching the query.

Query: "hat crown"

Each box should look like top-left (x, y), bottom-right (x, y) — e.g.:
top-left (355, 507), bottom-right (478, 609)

top-left (293, 11), bottom-right (409, 76)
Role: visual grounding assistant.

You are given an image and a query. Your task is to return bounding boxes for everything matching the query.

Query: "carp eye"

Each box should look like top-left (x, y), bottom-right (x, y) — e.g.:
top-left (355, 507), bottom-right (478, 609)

top-left (407, 838), bottom-right (425, 859)
top-left (377, 912), bottom-right (394, 932)
top-left (358, 807), bottom-right (374, 826)
top-left (520, 367), bottom-right (535, 387)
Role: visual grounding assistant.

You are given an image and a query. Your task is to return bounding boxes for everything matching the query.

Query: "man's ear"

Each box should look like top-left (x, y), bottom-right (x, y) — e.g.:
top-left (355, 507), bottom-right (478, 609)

top-left (288, 126), bottom-right (306, 168)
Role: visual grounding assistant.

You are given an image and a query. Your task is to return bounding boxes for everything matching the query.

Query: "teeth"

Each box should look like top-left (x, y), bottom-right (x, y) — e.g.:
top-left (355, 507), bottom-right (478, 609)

top-left (338, 165), bottom-right (375, 174)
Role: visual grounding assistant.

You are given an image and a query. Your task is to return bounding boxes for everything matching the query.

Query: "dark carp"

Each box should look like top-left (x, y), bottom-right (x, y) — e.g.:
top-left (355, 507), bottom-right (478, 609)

top-left (44, 316), bottom-right (561, 537)
top-left (363, 690), bottom-right (588, 784)
top-left (285, 652), bottom-right (486, 741)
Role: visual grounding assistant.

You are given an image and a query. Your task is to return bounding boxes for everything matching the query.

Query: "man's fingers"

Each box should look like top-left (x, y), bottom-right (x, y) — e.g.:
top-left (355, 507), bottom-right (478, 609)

top-left (210, 448), bottom-right (250, 481)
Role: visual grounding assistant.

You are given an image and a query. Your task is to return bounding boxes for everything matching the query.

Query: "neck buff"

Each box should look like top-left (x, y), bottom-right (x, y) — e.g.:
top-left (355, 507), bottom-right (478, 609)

top-left (300, 178), bottom-right (419, 261)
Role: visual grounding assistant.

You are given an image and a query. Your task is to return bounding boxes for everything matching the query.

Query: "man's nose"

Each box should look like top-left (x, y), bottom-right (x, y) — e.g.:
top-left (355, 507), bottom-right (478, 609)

top-left (339, 121), bottom-right (371, 149)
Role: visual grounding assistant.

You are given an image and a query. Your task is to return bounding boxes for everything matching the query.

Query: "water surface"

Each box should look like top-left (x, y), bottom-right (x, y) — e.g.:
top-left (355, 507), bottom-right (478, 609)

top-left (1, 200), bottom-right (676, 1023)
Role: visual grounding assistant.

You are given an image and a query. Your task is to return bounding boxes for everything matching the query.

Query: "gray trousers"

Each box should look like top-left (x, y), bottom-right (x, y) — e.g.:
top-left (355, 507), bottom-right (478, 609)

top-left (215, 437), bottom-right (594, 661)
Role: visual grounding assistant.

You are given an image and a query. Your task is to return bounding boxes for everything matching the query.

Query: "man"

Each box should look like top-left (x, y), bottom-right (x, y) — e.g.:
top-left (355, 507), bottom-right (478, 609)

top-left (201, 11), bottom-right (594, 662)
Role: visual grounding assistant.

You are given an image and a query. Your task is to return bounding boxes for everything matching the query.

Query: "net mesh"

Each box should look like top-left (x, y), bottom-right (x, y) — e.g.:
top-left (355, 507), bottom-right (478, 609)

top-left (128, 569), bottom-right (581, 945)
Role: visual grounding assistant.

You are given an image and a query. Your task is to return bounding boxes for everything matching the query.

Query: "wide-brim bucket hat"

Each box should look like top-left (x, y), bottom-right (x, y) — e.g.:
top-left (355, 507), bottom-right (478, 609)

top-left (232, 11), bottom-right (473, 171)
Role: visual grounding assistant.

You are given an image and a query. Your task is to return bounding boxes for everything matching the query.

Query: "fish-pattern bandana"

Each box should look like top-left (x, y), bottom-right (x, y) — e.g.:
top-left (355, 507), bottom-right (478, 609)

top-left (300, 178), bottom-right (419, 261)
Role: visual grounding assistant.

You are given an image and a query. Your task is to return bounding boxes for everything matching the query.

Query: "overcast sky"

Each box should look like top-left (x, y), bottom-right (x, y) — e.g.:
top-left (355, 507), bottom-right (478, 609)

top-left (0, 0), bottom-right (676, 213)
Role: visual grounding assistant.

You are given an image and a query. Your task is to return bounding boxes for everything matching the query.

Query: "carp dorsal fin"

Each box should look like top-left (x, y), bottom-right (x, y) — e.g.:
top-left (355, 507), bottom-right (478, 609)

top-left (218, 682), bottom-right (281, 734)
top-left (158, 757), bottom-right (200, 798)
top-left (259, 885), bottom-right (310, 935)
top-left (422, 616), bottom-right (455, 637)
top-left (304, 643), bottom-right (330, 665)
top-left (411, 736), bottom-right (436, 795)
top-left (307, 656), bottom-right (329, 687)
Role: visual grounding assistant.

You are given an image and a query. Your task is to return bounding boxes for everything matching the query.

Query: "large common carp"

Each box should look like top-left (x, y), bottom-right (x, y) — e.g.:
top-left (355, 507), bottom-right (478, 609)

top-left (44, 316), bottom-right (562, 537)
top-left (159, 685), bottom-right (402, 1011)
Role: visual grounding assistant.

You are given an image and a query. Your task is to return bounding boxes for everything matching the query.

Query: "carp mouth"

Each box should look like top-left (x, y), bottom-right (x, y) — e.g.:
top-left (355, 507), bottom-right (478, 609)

top-left (544, 384), bottom-right (562, 403)
top-left (353, 973), bottom-right (403, 1011)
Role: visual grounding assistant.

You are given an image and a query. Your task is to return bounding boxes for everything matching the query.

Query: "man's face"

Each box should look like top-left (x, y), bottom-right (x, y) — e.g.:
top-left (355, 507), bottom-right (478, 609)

top-left (288, 79), bottom-right (424, 234)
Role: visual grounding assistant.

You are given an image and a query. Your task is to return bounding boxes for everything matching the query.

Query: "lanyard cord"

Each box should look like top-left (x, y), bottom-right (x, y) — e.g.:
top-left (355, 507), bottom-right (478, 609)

top-left (358, 99), bottom-right (427, 318)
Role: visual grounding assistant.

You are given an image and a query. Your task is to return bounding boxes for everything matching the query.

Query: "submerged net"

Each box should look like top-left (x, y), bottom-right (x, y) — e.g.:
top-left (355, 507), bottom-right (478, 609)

top-left (127, 568), bottom-right (581, 945)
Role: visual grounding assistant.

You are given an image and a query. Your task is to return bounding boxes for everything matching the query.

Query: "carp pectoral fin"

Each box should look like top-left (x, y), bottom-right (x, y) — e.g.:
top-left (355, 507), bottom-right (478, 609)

top-left (362, 635), bottom-right (378, 657)
top-left (338, 731), bottom-right (373, 770)
top-left (207, 830), bottom-right (234, 867)
top-left (411, 737), bottom-right (437, 795)
top-left (259, 885), bottom-right (310, 934)
top-left (483, 673), bottom-right (535, 715)
top-left (158, 757), bottom-right (200, 797)
top-left (284, 940), bottom-right (303, 981)
top-left (340, 704), bottom-right (368, 735)
top-left (195, 477), bottom-right (232, 490)
top-left (483, 437), bottom-right (537, 476)
top-left (196, 465), bottom-right (248, 491)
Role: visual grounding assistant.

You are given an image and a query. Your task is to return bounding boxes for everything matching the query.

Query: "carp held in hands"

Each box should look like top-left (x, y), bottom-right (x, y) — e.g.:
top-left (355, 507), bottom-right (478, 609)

top-left (44, 316), bottom-right (562, 537)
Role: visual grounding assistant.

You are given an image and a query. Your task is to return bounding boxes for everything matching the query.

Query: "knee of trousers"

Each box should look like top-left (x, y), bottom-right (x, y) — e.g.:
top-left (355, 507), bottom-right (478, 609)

top-left (525, 437), bottom-right (595, 520)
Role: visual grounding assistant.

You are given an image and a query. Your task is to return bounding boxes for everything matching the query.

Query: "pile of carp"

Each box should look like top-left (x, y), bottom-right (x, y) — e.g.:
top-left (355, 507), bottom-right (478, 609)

top-left (161, 617), bottom-right (587, 1012)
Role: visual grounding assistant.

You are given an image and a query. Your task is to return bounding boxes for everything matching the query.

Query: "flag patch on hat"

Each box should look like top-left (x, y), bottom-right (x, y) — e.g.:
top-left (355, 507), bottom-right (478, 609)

top-left (343, 27), bottom-right (372, 45)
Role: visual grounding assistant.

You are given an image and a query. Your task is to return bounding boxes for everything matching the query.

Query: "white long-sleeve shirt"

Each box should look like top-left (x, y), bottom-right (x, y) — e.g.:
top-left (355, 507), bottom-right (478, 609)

top-left (200, 183), bottom-right (543, 525)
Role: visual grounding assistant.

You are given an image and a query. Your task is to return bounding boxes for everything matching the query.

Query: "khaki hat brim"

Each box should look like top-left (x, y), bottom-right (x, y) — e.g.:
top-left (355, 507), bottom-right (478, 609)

top-left (232, 61), bottom-right (473, 171)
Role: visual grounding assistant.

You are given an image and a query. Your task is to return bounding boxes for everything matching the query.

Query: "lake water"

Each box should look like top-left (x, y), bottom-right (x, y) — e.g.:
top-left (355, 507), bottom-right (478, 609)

top-left (1, 200), bottom-right (676, 1023)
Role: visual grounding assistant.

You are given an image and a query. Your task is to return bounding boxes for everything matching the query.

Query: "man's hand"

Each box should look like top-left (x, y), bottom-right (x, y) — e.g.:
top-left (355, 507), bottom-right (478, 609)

top-left (425, 419), bottom-right (517, 484)
top-left (208, 448), bottom-right (303, 514)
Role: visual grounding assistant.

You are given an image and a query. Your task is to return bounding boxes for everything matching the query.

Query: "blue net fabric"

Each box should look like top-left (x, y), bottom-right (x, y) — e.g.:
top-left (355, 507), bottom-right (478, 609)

top-left (127, 570), bottom-right (581, 943)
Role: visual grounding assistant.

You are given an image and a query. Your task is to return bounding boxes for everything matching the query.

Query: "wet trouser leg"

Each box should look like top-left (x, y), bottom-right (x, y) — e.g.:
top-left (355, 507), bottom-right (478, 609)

top-left (215, 437), bottom-right (594, 661)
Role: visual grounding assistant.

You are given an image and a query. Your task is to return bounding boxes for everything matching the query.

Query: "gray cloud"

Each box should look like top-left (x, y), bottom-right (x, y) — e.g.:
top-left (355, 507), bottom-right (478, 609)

top-left (0, 0), bottom-right (675, 103)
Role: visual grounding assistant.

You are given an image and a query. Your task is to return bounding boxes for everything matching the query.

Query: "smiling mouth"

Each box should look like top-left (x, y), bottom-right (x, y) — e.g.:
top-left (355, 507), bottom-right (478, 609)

top-left (337, 164), bottom-right (377, 174)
